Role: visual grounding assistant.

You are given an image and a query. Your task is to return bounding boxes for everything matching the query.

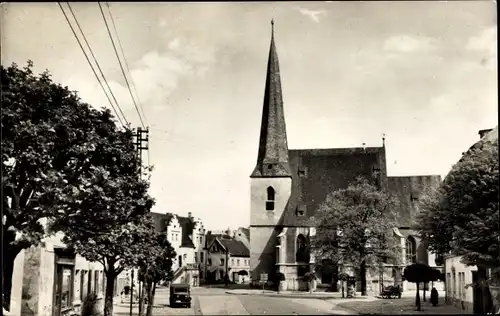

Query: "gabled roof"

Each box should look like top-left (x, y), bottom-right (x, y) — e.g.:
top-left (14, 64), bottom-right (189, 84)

top-left (150, 212), bottom-right (195, 248)
top-left (220, 239), bottom-right (250, 257)
top-left (238, 227), bottom-right (250, 240)
top-left (205, 235), bottom-right (250, 258)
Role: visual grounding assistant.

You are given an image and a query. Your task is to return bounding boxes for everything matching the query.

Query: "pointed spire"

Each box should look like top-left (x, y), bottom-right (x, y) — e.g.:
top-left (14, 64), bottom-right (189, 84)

top-left (251, 20), bottom-right (292, 178)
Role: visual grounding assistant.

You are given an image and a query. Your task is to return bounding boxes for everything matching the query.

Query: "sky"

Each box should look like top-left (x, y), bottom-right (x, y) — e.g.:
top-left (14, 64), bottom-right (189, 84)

top-left (2, 1), bottom-right (497, 231)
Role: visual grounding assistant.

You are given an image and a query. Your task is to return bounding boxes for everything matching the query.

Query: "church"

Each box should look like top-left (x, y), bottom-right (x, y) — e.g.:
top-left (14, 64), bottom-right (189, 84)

top-left (249, 21), bottom-right (443, 292)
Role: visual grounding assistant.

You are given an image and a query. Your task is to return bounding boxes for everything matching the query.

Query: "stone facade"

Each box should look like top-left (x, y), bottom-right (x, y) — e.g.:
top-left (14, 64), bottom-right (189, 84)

top-left (18, 231), bottom-right (104, 316)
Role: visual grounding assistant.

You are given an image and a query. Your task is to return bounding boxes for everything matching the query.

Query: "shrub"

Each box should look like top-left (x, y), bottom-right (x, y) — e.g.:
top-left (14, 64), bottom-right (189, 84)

top-left (81, 293), bottom-right (99, 316)
top-left (303, 272), bottom-right (316, 282)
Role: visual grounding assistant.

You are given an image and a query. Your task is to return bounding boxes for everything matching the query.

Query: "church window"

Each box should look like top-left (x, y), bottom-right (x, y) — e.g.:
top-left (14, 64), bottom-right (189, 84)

top-left (266, 186), bottom-right (275, 211)
top-left (296, 234), bottom-right (310, 263)
top-left (406, 236), bottom-right (417, 264)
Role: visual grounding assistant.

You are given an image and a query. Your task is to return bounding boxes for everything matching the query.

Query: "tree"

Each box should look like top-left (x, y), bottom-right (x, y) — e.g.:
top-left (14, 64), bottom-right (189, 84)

top-left (138, 231), bottom-right (176, 316)
top-left (49, 143), bottom-right (155, 316)
top-left (1, 61), bottom-right (121, 311)
top-left (310, 177), bottom-right (401, 296)
top-left (416, 138), bottom-right (499, 312)
top-left (403, 263), bottom-right (437, 311)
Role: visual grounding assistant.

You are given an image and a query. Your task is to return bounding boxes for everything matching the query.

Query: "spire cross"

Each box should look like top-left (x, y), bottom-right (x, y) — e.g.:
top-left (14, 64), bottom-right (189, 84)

top-left (271, 19), bottom-right (274, 35)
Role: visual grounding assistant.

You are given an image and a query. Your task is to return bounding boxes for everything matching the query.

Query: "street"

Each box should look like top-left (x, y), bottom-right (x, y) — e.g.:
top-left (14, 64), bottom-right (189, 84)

top-left (114, 286), bottom-right (352, 315)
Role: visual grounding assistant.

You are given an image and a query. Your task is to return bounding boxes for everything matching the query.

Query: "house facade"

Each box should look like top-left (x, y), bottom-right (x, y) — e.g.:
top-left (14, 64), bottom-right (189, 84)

top-left (249, 21), bottom-right (444, 292)
top-left (150, 211), bottom-right (206, 287)
top-left (6, 227), bottom-right (106, 316)
top-left (202, 230), bottom-right (250, 284)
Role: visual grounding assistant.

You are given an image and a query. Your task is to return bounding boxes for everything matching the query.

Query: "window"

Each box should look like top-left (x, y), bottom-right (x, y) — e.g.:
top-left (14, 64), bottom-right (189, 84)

top-left (207, 258), bottom-right (212, 266)
top-left (452, 272), bottom-right (456, 298)
top-left (406, 236), bottom-right (416, 264)
top-left (237, 259), bottom-right (240, 266)
top-left (195, 253), bottom-right (198, 263)
top-left (232, 258), bottom-right (235, 266)
top-left (56, 265), bottom-right (74, 310)
top-left (298, 165), bottom-right (308, 177)
top-left (80, 270), bottom-right (86, 301)
top-left (200, 252), bottom-right (204, 263)
top-left (221, 258), bottom-right (225, 266)
top-left (94, 271), bottom-right (100, 294)
top-left (266, 186), bottom-right (275, 211)
top-left (296, 205), bottom-right (306, 216)
top-left (296, 234), bottom-right (310, 263)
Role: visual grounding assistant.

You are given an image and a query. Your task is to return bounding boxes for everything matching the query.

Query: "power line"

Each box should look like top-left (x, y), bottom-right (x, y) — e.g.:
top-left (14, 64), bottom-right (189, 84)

top-left (58, 2), bottom-right (127, 128)
top-left (105, 2), bottom-right (148, 126)
top-left (98, 2), bottom-right (146, 128)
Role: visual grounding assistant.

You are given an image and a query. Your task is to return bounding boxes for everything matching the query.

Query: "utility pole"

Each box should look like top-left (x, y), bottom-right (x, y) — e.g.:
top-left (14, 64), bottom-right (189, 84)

top-left (131, 127), bottom-right (149, 316)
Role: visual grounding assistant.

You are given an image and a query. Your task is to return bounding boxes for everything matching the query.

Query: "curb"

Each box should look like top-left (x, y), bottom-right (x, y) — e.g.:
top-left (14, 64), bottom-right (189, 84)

top-left (225, 291), bottom-right (371, 300)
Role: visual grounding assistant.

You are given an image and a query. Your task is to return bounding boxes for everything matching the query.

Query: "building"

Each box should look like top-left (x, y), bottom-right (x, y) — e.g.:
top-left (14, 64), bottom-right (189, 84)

top-left (150, 212), bottom-right (206, 287)
top-left (444, 127), bottom-right (497, 314)
top-left (202, 230), bottom-right (251, 284)
top-left (5, 227), bottom-right (106, 316)
top-left (249, 21), bottom-right (443, 292)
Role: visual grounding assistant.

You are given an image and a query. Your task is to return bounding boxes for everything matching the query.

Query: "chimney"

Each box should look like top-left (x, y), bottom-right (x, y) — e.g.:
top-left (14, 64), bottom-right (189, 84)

top-left (188, 212), bottom-right (192, 219)
top-left (479, 129), bottom-right (493, 139)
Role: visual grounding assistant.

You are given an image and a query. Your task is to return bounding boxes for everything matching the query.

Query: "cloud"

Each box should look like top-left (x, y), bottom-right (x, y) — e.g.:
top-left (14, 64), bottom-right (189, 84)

top-left (466, 26), bottom-right (497, 69)
top-left (66, 38), bottom-right (215, 125)
top-left (294, 6), bottom-right (326, 23)
top-left (384, 35), bottom-right (437, 53)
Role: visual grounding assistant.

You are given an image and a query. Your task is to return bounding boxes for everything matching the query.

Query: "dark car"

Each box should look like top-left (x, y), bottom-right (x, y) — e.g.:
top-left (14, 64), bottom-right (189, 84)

top-left (169, 284), bottom-right (192, 308)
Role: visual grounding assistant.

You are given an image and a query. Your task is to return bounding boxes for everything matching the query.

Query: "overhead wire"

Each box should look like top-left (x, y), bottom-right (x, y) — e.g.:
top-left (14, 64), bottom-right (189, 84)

top-left (58, 2), bottom-right (127, 128)
top-left (98, 2), bottom-right (146, 128)
top-left (104, 2), bottom-right (148, 127)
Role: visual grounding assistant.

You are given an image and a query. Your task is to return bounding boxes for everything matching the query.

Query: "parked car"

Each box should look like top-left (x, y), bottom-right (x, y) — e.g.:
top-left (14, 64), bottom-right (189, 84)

top-left (169, 284), bottom-right (192, 308)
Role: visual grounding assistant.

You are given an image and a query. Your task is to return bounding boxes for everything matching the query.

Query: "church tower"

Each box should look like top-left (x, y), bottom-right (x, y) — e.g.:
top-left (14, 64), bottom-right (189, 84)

top-left (250, 20), bottom-right (292, 282)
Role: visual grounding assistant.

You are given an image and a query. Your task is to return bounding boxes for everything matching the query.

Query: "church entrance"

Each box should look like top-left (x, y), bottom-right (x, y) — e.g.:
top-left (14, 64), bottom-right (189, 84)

top-left (320, 259), bottom-right (338, 291)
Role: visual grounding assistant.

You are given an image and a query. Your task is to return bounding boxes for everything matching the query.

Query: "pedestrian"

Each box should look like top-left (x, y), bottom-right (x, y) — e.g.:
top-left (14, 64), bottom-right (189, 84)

top-left (430, 287), bottom-right (439, 306)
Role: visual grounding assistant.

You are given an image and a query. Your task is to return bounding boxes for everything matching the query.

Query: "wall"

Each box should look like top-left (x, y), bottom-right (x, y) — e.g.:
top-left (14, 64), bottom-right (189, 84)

top-left (5, 249), bottom-right (25, 316)
top-left (445, 255), bottom-right (476, 314)
top-left (229, 256), bottom-right (250, 283)
top-left (250, 177), bottom-right (291, 281)
top-left (20, 231), bottom-right (105, 316)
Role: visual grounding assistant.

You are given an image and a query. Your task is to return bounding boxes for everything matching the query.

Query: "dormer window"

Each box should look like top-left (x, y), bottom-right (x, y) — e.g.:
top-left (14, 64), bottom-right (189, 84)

top-left (298, 165), bottom-right (308, 177)
top-left (266, 186), bottom-right (275, 211)
top-left (296, 204), bottom-right (306, 216)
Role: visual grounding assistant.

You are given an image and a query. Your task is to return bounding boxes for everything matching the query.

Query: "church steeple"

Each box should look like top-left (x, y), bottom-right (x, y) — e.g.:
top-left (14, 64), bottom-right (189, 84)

top-left (251, 20), bottom-right (292, 178)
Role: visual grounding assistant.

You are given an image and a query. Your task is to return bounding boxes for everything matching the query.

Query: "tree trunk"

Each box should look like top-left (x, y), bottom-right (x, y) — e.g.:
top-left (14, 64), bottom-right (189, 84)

top-left (360, 260), bottom-right (367, 296)
top-left (423, 283), bottom-right (427, 302)
top-left (146, 281), bottom-right (156, 316)
top-left (138, 281), bottom-right (145, 316)
top-left (104, 269), bottom-right (116, 316)
top-left (416, 282), bottom-right (421, 311)
top-left (341, 281), bottom-right (345, 298)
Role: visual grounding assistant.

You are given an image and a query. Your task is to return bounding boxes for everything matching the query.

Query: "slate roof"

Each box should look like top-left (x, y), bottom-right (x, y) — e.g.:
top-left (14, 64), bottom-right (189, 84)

top-left (150, 212), bottom-right (195, 248)
top-left (281, 147), bottom-right (386, 226)
top-left (250, 21), bottom-right (292, 178)
top-left (387, 175), bottom-right (442, 227)
top-left (219, 239), bottom-right (250, 257)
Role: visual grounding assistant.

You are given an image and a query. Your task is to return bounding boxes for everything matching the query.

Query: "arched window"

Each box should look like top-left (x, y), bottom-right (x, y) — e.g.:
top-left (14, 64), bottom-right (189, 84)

top-left (296, 234), bottom-right (310, 263)
top-left (266, 186), bottom-right (275, 211)
top-left (406, 236), bottom-right (417, 264)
